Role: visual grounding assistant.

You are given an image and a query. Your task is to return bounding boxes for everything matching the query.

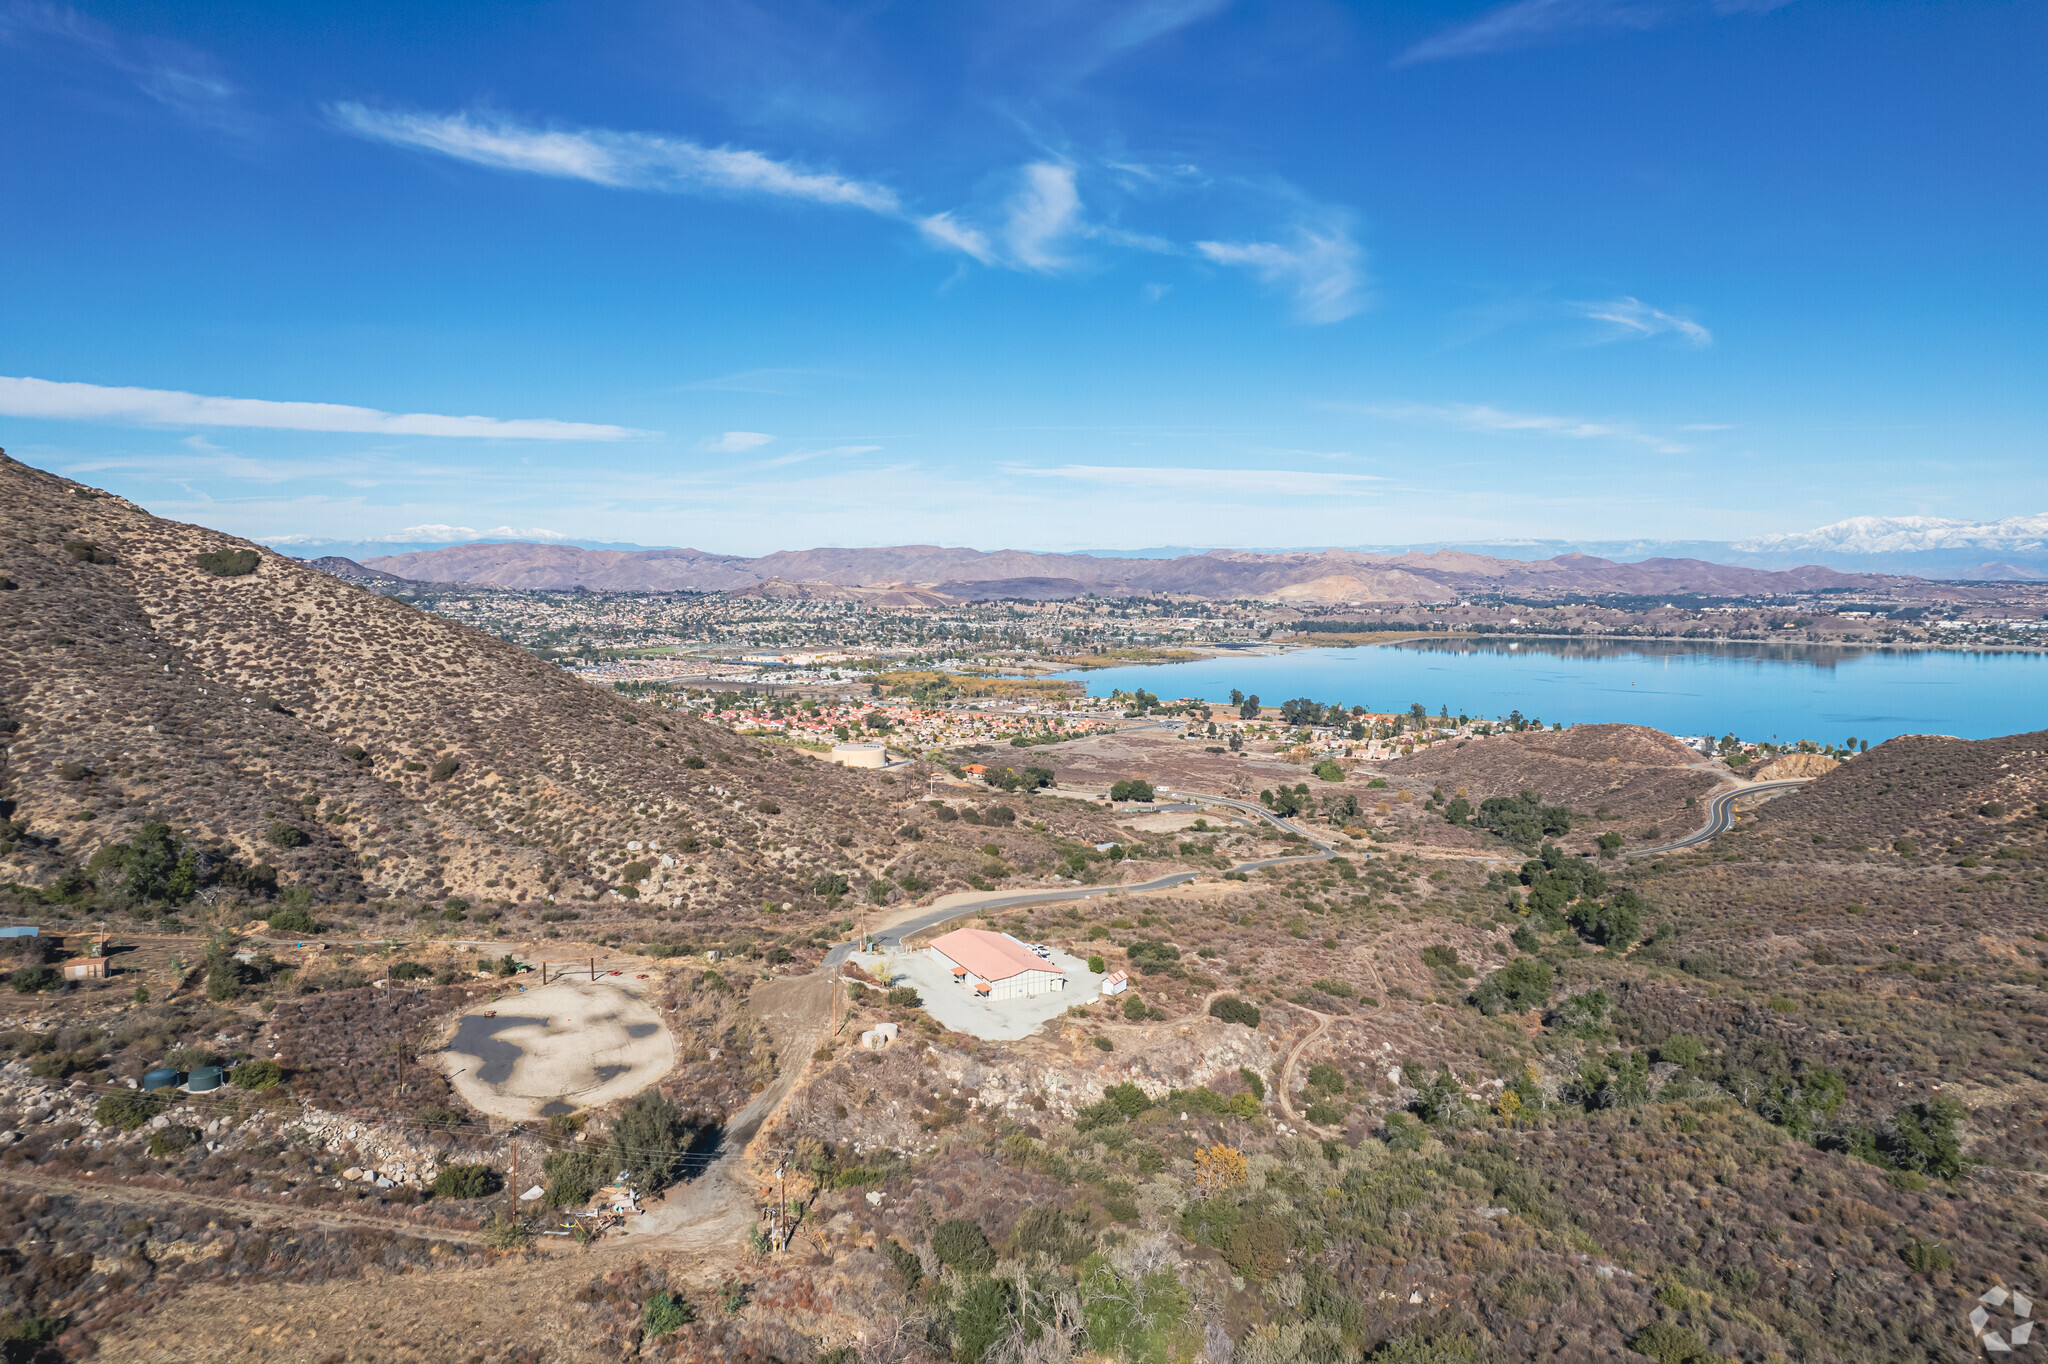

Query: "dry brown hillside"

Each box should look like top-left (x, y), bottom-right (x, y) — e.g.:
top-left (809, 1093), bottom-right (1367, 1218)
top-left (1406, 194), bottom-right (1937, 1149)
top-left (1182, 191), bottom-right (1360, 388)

top-left (0, 453), bottom-right (1118, 930)
top-left (1375, 722), bottom-right (1722, 854)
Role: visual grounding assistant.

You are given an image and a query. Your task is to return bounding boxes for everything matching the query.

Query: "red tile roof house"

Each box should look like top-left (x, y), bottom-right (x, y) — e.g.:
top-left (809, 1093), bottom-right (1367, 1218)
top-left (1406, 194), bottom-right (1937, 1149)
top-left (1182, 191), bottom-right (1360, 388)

top-left (927, 928), bottom-right (1068, 1001)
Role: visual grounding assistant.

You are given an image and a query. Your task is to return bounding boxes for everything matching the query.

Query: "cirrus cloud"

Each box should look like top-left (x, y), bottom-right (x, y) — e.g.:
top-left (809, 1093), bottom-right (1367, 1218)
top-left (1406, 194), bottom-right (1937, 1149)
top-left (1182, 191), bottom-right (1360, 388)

top-left (0, 375), bottom-right (646, 440)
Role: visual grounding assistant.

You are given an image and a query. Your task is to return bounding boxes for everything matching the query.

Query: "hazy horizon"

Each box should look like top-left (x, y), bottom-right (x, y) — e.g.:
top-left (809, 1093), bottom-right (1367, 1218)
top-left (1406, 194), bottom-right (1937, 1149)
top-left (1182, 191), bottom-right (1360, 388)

top-left (4, 1), bottom-right (2043, 555)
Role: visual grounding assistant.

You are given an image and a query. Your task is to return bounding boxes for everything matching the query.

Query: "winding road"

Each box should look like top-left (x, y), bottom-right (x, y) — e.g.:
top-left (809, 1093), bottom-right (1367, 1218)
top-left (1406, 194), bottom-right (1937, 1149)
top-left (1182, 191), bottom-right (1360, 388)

top-left (1625, 778), bottom-right (1809, 858)
top-left (825, 785), bottom-right (1339, 964)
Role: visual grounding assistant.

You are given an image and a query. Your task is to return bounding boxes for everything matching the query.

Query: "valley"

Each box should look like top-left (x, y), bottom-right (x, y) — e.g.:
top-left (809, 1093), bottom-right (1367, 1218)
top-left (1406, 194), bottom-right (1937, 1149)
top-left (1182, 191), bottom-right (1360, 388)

top-left (2, 456), bottom-right (2045, 1363)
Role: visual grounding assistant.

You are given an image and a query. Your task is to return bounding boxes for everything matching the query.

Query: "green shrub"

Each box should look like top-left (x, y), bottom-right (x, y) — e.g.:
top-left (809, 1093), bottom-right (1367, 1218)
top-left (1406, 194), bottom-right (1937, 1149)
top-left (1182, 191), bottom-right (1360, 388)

top-left (389, 961), bottom-right (431, 980)
top-left (149, 1124), bottom-right (200, 1158)
top-left (1238, 1067), bottom-right (1266, 1100)
top-left (195, 548), bottom-right (259, 577)
top-left (267, 821), bottom-right (308, 849)
top-left (10, 965), bottom-right (60, 994)
top-left (1087, 953), bottom-right (1106, 973)
top-left (811, 872), bottom-right (849, 898)
top-left (886, 985), bottom-right (921, 1008)
top-left (1208, 996), bottom-right (1260, 1028)
top-left (432, 1163), bottom-right (501, 1199)
top-left (1093, 1035), bottom-right (1114, 1051)
top-left (267, 904), bottom-right (317, 934)
top-left (1304, 1100), bottom-right (1347, 1125)
top-left (642, 1292), bottom-right (695, 1337)
top-left (30, 1053), bottom-right (82, 1080)
top-left (429, 757), bottom-right (460, 782)
top-left (1472, 958), bottom-right (1553, 1016)
top-left (933, 1217), bottom-right (996, 1273)
top-left (953, 1274), bottom-right (1018, 1364)
top-left (1121, 993), bottom-right (1148, 1021)
top-left (1898, 1237), bottom-right (1953, 1275)
top-left (883, 1238), bottom-right (924, 1287)
top-left (1222, 1216), bottom-right (1289, 1280)
top-left (1306, 1063), bottom-right (1346, 1093)
top-left (1630, 1323), bottom-right (1709, 1364)
top-left (229, 1059), bottom-right (283, 1089)
top-left (613, 1091), bottom-right (691, 1191)
top-left (64, 540), bottom-right (114, 564)
top-left (94, 1090), bottom-right (163, 1131)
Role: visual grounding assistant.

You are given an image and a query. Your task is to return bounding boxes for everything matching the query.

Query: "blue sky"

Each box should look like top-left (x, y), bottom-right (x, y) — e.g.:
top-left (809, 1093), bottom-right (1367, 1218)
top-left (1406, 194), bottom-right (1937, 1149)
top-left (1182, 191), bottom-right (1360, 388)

top-left (2, 0), bottom-right (2042, 555)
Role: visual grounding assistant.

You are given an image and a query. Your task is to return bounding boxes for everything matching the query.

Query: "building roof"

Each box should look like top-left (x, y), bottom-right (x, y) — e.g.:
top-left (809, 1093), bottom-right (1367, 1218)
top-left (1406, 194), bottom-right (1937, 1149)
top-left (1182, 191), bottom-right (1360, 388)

top-left (929, 928), bottom-right (1065, 983)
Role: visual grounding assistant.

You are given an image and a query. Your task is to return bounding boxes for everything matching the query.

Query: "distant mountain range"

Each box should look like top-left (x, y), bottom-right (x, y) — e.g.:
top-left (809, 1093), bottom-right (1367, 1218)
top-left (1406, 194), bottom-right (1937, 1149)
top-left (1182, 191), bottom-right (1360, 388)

top-left (290, 512), bottom-right (2048, 588)
top-left (355, 540), bottom-right (1916, 603)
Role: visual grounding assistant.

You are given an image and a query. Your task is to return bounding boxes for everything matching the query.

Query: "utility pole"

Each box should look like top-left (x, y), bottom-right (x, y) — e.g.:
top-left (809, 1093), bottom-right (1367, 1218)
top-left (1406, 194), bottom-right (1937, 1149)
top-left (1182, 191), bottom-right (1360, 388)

top-left (508, 1127), bottom-right (518, 1227)
top-left (774, 1162), bottom-right (786, 1252)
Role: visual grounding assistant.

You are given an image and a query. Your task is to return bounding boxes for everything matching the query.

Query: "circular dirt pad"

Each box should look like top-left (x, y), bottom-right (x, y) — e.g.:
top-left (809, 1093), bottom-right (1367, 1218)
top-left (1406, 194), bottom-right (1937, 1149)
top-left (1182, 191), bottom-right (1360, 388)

top-left (439, 976), bottom-right (676, 1121)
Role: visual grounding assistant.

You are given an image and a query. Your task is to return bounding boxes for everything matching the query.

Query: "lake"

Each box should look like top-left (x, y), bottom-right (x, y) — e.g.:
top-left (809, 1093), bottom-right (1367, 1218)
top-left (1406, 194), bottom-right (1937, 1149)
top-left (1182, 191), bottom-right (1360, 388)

top-left (1050, 639), bottom-right (2048, 745)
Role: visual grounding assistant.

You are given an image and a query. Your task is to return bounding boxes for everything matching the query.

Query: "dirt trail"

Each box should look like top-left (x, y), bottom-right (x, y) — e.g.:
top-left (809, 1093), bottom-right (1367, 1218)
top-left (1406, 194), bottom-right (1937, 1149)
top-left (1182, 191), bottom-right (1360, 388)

top-left (612, 972), bottom-right (832, 1254)
top-left (0, 1169), bottom-right (484, 1245)
top-left (83, 974), bottom-right (837, 1364)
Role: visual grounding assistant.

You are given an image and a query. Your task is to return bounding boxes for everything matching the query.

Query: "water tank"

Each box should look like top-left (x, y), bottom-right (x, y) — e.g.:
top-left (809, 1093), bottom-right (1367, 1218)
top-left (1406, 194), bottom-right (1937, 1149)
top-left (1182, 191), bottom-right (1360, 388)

top-left (186, 1066), bottom-right (224, 1092)
top-left (143, 1068), bottom-right (179, 1091)
top-left (831, 742), bottom-right (888, 769)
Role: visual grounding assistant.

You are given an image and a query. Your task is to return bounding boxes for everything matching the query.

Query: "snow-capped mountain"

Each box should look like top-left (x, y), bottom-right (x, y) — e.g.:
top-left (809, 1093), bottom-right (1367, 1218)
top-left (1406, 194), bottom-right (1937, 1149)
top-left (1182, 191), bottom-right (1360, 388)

top-left (1723, 514), bottom-right (2048, 580)
top-left (1735, 513), bottom-right (2048, 555)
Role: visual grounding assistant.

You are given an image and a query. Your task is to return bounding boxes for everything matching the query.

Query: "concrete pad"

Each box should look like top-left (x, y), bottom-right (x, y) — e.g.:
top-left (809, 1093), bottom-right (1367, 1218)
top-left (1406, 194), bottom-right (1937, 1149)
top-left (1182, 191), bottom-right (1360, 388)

top-left (1123, 811), bottom-right (1206, 833)
top-left (855, 947), bottom-right (1106, 1041)
top-left (437, 976), bottom-right (676, 1121)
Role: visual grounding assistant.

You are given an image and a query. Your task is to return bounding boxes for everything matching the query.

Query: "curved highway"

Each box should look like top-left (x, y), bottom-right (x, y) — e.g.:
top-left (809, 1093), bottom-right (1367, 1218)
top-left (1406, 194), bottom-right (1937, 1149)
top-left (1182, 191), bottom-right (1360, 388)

top-left (1626, 778), bottom-right (1809, 858)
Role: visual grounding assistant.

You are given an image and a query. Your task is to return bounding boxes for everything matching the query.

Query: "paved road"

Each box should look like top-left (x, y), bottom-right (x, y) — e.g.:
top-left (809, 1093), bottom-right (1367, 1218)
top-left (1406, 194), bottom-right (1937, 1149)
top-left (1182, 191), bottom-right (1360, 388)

top-left (1626, 779), bottom-right (1809, 858)
top-left (823, 786), bottom-right (1340, 963)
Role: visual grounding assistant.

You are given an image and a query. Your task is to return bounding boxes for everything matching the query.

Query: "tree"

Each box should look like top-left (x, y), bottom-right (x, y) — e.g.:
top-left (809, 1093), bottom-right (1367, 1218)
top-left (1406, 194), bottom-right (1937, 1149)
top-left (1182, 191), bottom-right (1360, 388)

top-left (1238, 693), bottom-right (1260, 720)
top-left (1109, 779), bottom-right (1155, 803)
top-left (953, 1274), bottom-right (1018, 1364)
top-left (612, 1091), bottom-right (692, 1191)
top-left (1193, 1144), bottom-right (1249, 1195)
top-left (1472, 957), bottom-right (1553, 1015)
top-left (933, 1217), bottom-right (996, 1272)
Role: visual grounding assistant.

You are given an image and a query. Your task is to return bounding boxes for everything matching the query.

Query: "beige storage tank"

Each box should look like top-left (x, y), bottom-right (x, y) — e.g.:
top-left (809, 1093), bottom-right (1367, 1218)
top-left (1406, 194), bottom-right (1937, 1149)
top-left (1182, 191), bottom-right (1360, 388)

top-left (831, 742), bottom-right (889, 769)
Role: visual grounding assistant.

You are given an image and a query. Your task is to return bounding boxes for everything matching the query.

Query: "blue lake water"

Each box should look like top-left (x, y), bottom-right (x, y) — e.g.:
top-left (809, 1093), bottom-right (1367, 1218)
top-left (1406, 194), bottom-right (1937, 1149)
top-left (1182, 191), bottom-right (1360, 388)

top-left (1051, 640), bottom-right (2048, 745)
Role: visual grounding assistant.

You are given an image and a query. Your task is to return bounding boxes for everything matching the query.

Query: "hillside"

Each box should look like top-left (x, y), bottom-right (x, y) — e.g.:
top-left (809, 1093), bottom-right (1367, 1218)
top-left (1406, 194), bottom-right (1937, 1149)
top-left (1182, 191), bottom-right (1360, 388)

top-left (362, 538), bottom-right (1906, 602)
top-left (0, 453), bottom-right (1125, 934)
top-left (1373, 722), bottom-right (1723, 856)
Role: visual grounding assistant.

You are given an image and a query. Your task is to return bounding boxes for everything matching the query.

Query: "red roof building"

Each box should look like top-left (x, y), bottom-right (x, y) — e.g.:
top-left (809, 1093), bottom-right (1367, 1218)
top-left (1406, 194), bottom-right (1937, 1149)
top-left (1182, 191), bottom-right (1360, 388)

top-left (928, 928), bottom-right (1067, 1001)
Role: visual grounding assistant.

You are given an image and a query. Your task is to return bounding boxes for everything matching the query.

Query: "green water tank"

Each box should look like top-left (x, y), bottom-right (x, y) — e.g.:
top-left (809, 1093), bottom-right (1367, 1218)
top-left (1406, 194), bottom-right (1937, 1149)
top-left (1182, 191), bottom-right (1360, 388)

top-left (143, 1068), bottom-right (179, 1091)
top-left (186, 1066), bottom-right (224, 1092)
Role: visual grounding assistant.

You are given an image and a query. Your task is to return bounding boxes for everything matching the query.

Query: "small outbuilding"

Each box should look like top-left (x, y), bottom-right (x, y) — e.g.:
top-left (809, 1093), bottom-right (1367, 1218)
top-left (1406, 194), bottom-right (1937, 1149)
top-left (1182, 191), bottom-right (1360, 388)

top-left (1100, 970), bottom-right (1130, 997)
top-left (928, 928), bottom-right (1067, 1001)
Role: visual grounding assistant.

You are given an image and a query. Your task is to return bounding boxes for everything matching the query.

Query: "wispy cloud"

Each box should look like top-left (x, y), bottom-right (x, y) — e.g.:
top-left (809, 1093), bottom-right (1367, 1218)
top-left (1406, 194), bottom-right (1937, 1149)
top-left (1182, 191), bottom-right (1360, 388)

top-left (332, 104), bottom-right (902, 213)
top-left (680, 368), bottom-right (827, 395)
top-left (759, 444), bottom-right (882, 470)
top-left (1017, 465), bottom-right (1382, 496)
top-left (1397, 0), bottom-right (1795, 66)
top-left (698, 431), bottom-right (774, 453)
top-left (1196, 213), bottom-right (1368, 324)
top-left (263, 524), bottom-right (569, 546)
top-left (1004, 163), bottom-right (1086, 272)
top-left (0, 2), bottom-right (258, 136)
top-left (331, 103), bottom-right (1365, 321)
top-left (0, 376), bottom-right (645, 440)
top-left (1579, 295), bottom-right (1711, 345)
top-left (1358, 401), bottom-right (1689, 453)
